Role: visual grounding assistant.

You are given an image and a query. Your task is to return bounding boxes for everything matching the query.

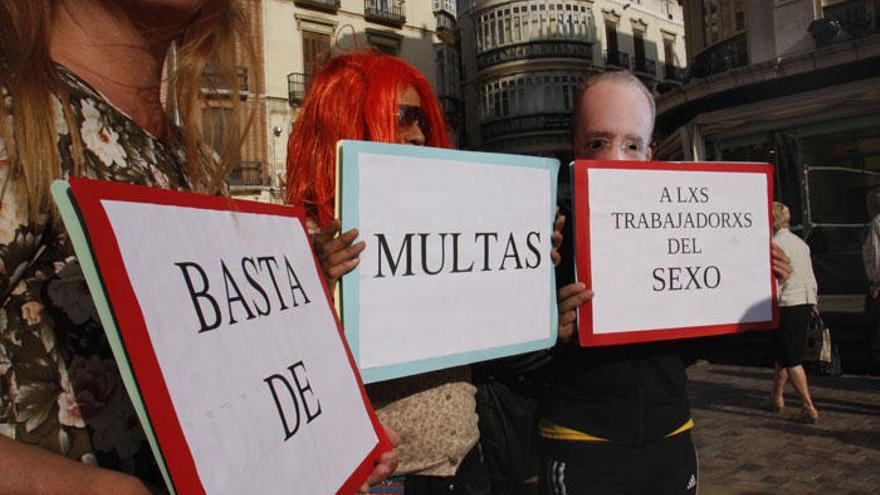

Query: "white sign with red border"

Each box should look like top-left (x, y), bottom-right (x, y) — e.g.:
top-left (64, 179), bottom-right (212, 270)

top-left (572, 161), bottom-right (778, 346)
top-left (53, 178), bottom-right (390, 495)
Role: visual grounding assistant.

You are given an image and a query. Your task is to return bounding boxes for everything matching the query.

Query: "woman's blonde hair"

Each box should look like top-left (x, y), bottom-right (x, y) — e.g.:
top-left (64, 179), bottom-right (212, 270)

top-left (772, 201), bottom-right (791, 231)
top-left (0, 0), bottom-right (253, 220)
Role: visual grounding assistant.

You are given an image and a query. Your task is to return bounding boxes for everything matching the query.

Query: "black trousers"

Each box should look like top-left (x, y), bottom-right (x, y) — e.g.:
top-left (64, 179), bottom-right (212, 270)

top-left (405, 444), bottom-right (492, 495)
top-left (540, 432), bottom-right (698, 495)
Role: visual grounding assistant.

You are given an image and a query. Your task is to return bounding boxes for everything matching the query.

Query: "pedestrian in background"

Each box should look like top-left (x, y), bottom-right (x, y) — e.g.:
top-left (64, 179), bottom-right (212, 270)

top-left (861, 187), bottom-right (880, 368)
top-left (767, 202), bottom-right (820, 424)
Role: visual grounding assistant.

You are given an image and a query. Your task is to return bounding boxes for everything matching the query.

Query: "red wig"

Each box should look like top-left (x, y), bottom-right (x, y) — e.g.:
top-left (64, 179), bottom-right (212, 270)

top-left (285, 51), bottom-right (451, 226)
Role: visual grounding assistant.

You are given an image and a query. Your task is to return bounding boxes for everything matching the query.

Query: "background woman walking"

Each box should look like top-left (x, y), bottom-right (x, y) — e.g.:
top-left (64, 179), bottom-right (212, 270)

top-left (767, 202), bottom-right (820, 424)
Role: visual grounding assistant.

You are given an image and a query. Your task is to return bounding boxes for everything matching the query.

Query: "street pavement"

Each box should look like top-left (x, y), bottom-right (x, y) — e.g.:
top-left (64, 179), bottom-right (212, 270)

top-left (687, 363), bottom-right (880, 494)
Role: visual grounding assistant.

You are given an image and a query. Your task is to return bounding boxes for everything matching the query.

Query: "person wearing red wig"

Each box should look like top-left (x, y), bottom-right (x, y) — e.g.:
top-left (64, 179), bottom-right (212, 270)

top-left (286, 51), bottom-right (490, 495)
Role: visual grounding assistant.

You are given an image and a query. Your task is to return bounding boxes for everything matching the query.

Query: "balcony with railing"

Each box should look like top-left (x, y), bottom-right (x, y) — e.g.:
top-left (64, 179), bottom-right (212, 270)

top-left (664, 64), bottom-right (687, 83)
top-left (293, 0), bottom-right (340, 13)
top-left (823, 0), bottom-right (879, 37)
top-left (288, 72), bottom-right (313, 105)
top-left (477, 40), bottom-right (592, 70)
top-left (688, 31), bottom-right (748, 79)
top-left (436, 10), bottom-right (456, 34)
top-left (200, 66), bottom-right (249, 96)
top-left (365, 0), bottom-right (406, 27)
top-left (634, 57), bottom-right (657, 77)
top-left (605, 50), bottom-right (630, 69)
top-left (228, 161), bottom-right (264, 188)
top-left (808, 0), bottom-right (879, 47)
top-left (481, 113), bottom-right (571, 140)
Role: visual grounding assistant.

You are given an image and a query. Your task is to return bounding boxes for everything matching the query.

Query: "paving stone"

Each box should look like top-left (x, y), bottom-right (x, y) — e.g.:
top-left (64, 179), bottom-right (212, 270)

top-left (689, 363), bottom-right (880, 494)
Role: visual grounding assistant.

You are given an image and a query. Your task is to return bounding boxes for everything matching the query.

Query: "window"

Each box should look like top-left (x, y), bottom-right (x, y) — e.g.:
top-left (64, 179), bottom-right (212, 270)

top-left (605, 21), bottom-right (618, 54)
top-left (663, 37), bottom-right (675, 66)
top-left (435, 45), bottom-right (461, 98)
top-left (634, 29), bottom-right (646, 67)
top-left (474, 0), bottom-right (592, 52)
top-left (367, 30), bottom-right (402, 55)
top-left (479, 71), bottom-right (582, 122)
top-left (302, 31), bottom-right (331, 77)
top-left (202, 107), bottom-right (234, 155)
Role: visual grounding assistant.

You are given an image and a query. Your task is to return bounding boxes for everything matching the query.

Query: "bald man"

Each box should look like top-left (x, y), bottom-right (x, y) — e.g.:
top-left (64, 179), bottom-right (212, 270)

top-left (542, 71), bottom-right (791, 495)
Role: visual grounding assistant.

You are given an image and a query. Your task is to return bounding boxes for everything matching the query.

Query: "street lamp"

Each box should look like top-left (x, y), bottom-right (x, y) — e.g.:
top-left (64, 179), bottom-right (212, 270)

top-left (271, 125), bottom-right (283, 199)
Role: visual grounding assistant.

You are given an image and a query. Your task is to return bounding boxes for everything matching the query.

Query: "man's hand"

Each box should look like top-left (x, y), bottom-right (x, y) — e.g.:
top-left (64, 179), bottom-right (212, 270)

top-left (557, 283), bottom-right (593, 344)
top-left (314, 220), bottom-right (366, 288)
top-left (771, 242), bottom-right (792, 283)
top-left (358, 424), bottom-right (401, 493)
top-left (551, 209), bottom-right (564, 266)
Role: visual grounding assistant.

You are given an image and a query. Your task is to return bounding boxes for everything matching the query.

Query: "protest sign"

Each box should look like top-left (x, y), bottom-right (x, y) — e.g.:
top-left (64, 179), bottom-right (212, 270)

top-left (52, 178), bottom-right (389, 495)
top-left (571, 161), bottom-right (778, 346)
top-left (337, 141), bottom-right (559, 383)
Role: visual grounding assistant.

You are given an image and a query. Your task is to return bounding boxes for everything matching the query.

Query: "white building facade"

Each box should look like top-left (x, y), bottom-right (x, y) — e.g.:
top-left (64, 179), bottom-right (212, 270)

top-left (259, 0), bottom-right (461, 199)
top-left (457, 0), bottom-right (687, 162)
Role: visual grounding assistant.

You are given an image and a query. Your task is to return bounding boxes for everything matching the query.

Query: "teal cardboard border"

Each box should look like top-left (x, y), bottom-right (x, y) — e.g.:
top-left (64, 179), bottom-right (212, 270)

top-left (338, 140), bottom-right (559, 383)
top-left (50, 181), bottom-right (175, 494)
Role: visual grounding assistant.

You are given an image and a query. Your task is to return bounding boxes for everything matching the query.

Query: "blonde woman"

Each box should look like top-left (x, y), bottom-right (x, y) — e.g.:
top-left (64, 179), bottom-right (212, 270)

top-left (767, 202), bottom-right (820, 423)
top-left (0, 1), bottom-right (396, 492)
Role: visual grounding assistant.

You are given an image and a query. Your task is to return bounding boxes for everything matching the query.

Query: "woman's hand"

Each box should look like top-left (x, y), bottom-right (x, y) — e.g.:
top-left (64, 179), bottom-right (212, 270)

top-left (551, 209), bottom-right (564, 266)
top-left (313, 220), bottom-right (366, 288)
top-left (771, 242), bottom-right (792, 283)
top-left (557, 282), bottom-right (593, 344)
top-left (358, 423), bottom-right (401, 493)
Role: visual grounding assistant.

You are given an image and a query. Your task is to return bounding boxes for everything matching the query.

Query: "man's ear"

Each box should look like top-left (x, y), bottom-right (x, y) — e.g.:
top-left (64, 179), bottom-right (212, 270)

top-left (646, 143), bottom-right (654, 161)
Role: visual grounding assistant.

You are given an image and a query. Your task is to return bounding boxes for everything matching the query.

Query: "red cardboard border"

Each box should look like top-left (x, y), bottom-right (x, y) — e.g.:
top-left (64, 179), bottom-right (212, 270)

top-left (68, 178), bottom-right (390, 495)
top-left (572, 161), bottom-right (780, 347)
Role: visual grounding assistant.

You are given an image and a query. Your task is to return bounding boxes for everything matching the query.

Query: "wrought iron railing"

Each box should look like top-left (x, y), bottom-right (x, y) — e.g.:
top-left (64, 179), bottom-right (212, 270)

top-left (228, 161), bottom-right (264, 187)
top-left (822, 0), bottom-right (879, 38)
top-left (365, 0), bottom-right (406, 26)
top-left (477, 40), bottom-right (592, 69)
top-left (436, 10), bottom-right (456, 34)
top-left (481, 113), bottom-right (571, 140)
top-left (634, 57), bottom-right (657, 77)
top-left (688, 31), bottom-right (748, 79)
top-left (605, 50), bottom-right (630, 69)
top-left (664, 64), bottom-right (686, 82)
top-left (293, 0), bottom-right (340, 13)
top-left (201, 66), bottom-right (248, 94)
top-left (287, 72), bottom-right (313, 104)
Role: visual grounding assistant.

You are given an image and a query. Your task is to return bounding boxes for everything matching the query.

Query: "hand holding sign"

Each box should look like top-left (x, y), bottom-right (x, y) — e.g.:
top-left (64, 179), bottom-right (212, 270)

top-left (771, 242), bottom-right (793, 282)
top-left (557, 283), bottom-right (593, 344)
top-left (314, 219), bottom-right (366, 287)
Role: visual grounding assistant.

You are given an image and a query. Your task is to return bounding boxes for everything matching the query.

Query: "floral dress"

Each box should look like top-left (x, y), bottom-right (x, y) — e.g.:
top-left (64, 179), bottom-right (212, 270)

top-left (0, 65), bottom-right (189, 482)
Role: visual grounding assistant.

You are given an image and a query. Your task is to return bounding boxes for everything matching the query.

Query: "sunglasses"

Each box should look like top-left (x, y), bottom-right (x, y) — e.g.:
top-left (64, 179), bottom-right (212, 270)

top-left (397, 104), bottom-right (430, 136)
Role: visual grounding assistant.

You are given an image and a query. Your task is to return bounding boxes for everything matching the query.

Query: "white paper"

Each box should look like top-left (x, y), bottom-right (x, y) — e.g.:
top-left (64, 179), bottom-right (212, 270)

top-left (356, 153), bottom-right (552, 369)
top-left (102, 201), bottom-right (376, 494)
top-left (586, 168), bottom-right (773, 334)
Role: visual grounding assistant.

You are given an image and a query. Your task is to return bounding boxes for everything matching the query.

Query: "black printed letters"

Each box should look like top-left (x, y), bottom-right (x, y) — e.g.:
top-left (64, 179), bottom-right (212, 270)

top-left (176, 255), bottom-right (311, 334)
